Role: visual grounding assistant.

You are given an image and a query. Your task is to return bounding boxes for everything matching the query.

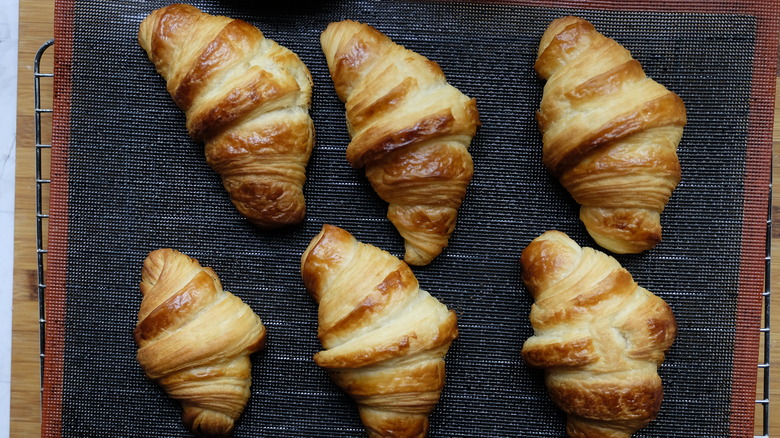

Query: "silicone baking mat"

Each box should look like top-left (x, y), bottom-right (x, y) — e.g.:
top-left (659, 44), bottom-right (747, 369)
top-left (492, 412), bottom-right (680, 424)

top-left (44, 0), bottom-right (777, 436)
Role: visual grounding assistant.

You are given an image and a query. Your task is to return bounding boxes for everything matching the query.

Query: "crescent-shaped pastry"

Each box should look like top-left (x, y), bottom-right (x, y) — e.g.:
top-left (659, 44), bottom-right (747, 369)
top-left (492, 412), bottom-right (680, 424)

top-left (520, 230), bottom-right (676, 437)
top-left (536, 16), bottom-right (686, 253)
top-left (135, 248), bottom-right (266, 437)
top-left (301, 224), bottom-right (458, 437)
top-left (321, 20), bottom-right (480, 265)
top-left (139, 4), bottom-right (315, 228)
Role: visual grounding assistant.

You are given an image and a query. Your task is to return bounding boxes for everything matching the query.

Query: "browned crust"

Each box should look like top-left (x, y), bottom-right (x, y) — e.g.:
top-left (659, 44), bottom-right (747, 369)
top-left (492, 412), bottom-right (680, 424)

top-left (348, 77), bottom-right (418, 127)
top-left (520, 232), bottom-right (579, 299)
top-left (205, 118), bottom-right (314, 166)
top-left (145, 4), bottom-right (202, 75)
top-left (320, 20), bottom-right (479, 265)
top-left (347, 110), bottom-right (451, 168)
top-left (522, 337), bottom-right (597, 368)
top-left (187, 68), bottom-right (297, 141)
top-left (314, 310), bottom-right (458, 369)
top-left (326, 21), bottom-right (390, 101)
top-left (134, 270), bottom-right (218, 345)
top-left (580, 207), bottom-right (663, 252)
top-left (529, 269), bottom-right (637, 331)
top-left (348, 98), bottom-right (479, 168)
top-left (361, 410), bottom-right (430, 438)
top-left (543, 92), bottom-right (687, 176)
top-left (300, 224), bottom-right (458, 438)
top-left (173, 19), bottom-right (258, 111)
top-left (331, 360), bottom-right (446, 397)
top-left (300, 224), bottom-right (352, 301)
top-left (535, 17), bottom-right (596, 79)
top-left (533, 16), bottom-right (686, 254)
top-left (224, 179), bottom-right (305, 228)
top-left (564, 60), bottom-right (645, 103)
top-left (318, 269), bottom-right (414, 341)
top-left (548, 377), bottom-right (664, 424)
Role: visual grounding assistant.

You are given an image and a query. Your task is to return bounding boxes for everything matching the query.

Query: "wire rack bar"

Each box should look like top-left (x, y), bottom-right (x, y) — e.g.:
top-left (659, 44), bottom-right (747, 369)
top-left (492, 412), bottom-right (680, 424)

top-left (755, 178), bottom-right (772, 438)
top-left (35, 38), bottom-right (54, 392)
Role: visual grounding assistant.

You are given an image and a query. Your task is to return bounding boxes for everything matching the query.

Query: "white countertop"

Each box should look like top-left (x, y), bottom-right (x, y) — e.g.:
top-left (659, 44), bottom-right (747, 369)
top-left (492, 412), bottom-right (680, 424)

top-left (0, 0), bottom-right (19, 436)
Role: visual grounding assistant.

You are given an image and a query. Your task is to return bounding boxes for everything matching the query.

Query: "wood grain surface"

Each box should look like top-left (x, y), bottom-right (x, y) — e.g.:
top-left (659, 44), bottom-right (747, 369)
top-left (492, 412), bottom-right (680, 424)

top-left (11, 1), bottom-right (780, 437)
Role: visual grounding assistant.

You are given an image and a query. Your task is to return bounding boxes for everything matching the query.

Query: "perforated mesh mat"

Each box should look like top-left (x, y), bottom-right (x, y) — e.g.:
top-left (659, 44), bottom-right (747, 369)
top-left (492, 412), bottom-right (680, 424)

top-left (44, 0), bottom-right (777, 437)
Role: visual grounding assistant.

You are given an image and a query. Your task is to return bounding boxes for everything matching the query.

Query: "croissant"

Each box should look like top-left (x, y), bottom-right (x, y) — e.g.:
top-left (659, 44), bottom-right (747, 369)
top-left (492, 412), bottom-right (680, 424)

top-left (520, 230), bottom-right (676, 437)
top-left (301, 224), bottom-right (459, 437)
top-left (135, 248), bottom-right (266, 437)
top-left (535, 16), bottom-right (686, 253)
top-left (320, 21), bottom-right (480, 265)
top-left (138, 4), bottom-right (315, 228)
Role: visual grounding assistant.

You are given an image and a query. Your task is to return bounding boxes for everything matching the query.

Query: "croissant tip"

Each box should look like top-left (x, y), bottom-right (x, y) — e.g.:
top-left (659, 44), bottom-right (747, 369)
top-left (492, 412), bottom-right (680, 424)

top-left (581, 209), bottom-right (663, 254)
top-left (403, 253), bottom-right (434, 266)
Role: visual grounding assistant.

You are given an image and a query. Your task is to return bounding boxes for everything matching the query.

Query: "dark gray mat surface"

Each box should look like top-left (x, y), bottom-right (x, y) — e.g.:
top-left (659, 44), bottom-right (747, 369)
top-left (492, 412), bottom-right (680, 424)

top-left (46, 0), bottom-right (773, 436)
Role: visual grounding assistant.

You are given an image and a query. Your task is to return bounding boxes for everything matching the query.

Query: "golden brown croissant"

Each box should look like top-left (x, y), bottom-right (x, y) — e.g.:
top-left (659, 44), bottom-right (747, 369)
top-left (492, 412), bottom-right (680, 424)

top-left (135, 248), bottom-right (266, 437)
top-left (320, 21), bottom-right (480, 265)
top-left (535, 16), bottom-right (686, 253)
top-left (138, 4), bottom-right (314, 228)
top-left (520, 230), bottom-right (676, 438)
top-left (301, 224), bottom-right (458, 437)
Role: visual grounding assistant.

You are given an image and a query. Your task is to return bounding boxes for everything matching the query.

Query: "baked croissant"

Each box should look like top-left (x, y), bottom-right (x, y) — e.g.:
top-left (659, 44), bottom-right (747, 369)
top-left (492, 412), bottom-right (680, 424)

top-left (135, 248), bottom-right (266, 437)
top-left (301, 224), bottom-right (459, 437)
top-left (139, 4), bottom-right (315, 228)
top-left (320, 21), bottom-right (480, 265)
top-left (520, 230), bottom-right (676, 438)
top-left (535, 16), bottom-right (686, 253)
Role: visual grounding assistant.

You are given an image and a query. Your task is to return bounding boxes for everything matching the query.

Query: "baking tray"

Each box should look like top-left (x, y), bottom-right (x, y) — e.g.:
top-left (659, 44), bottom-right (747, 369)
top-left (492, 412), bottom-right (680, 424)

top-left (38, 0), bottom-right (777, 436)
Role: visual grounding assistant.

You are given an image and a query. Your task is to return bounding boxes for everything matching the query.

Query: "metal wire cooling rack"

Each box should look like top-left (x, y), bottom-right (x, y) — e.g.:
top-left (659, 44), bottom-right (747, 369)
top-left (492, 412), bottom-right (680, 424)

top-left (34, 39), bottom-right (54, 391)
top-left (32, 39), bottom-right (773, 437)
top-left (756, 181), bottom-right (772, 438)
